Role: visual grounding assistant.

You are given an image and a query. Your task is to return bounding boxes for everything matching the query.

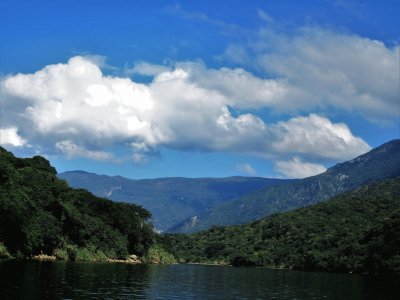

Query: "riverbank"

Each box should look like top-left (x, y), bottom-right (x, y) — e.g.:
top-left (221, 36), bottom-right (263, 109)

top-left (30, 253), bottom-right (143, 264)
top-left (0, 242), bottom-right (176, 265)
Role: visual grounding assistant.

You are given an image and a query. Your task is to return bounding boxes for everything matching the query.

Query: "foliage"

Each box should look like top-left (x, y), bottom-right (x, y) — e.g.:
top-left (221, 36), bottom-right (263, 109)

top-left (59, 171), bottom-right (284, 231)
top-left (0, 147), bottom-right (154, 260)
top-left (0, 242), bottom-right (11, 258)
top-left (171, 140), bottom-right (400, 233)
top-left (53, 247), bottom-right (69, 260)
top-left (74, 245), bottom-right (109, 262)
top-left (363, 209), bottom-right (400, 274)
top-left (144, 244), bottom-right (177, 264)
top-left (163, 178), bottom-right (400, 274)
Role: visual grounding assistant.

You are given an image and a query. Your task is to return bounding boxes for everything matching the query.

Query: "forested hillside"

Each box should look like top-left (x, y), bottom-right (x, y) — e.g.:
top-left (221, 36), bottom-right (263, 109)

top-left (0, 147), bottom-right (154, 260)
top-left (171, 139), bottom-right (400, 233)
top-left (59, 171), bottom-right (284, 231)
top-left (1, 145), bottom-right (399, 275)
top-left (163, 178), bottom-right (400, 274)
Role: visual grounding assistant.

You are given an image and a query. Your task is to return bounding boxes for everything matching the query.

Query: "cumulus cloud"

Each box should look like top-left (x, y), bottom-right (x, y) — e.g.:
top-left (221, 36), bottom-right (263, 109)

top-left (0, 127), bottom-right (26, 147)
top-left (175, 61), bottom-right (288, 109)
top-left (236, 163), bottom-right (257, 176)
top-left (275, 157), bottom-right (327, 179)
top-left (272, 114), bottom-right (371, 161)
top-left (1, 56), bottom-right (370, 168)
top-left (2, 57), bottom-right (159, 154)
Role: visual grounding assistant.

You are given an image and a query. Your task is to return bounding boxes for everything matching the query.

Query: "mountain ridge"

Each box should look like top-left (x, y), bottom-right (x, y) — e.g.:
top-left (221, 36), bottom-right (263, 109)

top-left (169, 139), bottom-right (400, 233)
top-left (58, 172), bottom-right (286, 231)
top-left (163, 177), bottom-right (400, 274)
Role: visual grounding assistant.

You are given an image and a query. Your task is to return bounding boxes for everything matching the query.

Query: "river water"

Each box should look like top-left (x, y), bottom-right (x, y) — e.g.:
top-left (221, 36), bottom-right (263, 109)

top-left (0, 260), bottom-right (398, 299)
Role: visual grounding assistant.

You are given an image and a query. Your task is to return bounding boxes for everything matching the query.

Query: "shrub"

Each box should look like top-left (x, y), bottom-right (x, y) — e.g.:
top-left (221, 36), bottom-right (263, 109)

top-left (145, 245), bottom-right (176, 264)
top-left (0, 242), bottom-right (11, 258)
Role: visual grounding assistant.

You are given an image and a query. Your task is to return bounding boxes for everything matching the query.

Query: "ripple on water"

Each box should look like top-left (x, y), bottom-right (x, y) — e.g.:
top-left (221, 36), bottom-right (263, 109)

top-left (0, 260), bottom-right (399, 299)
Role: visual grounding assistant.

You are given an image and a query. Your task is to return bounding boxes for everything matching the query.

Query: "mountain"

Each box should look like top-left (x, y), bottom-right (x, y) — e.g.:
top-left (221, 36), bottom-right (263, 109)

top-left (0, 147), bottom-right (154, 260)
top-left (163, 177), bottom-right (400, 274)
top-left (58, 172), bottom-right (285, 231)
top-left (169, 139), bottom-right (400, 233)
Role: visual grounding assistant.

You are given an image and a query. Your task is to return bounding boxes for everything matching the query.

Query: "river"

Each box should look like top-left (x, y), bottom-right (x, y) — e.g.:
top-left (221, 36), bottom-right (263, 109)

top-left (0, 260), bottom-right (398, 299)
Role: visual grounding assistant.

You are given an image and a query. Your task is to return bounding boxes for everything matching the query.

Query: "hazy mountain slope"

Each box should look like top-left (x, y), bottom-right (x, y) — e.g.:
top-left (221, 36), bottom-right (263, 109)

top-left (169, 139), bottom-right (400, 233)
top-left (164, 177), bottom-right (400, 274)
top-left (58, 172), bottom-right (285, 231)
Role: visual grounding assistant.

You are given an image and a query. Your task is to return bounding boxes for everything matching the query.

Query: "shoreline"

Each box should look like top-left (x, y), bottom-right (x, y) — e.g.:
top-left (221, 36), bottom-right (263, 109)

top-left (0, 257), bottom-right (391, 276)
top-left (185, 262), bottom-right (230, 267)
top-left (1, 253), bottom-right (144, 264)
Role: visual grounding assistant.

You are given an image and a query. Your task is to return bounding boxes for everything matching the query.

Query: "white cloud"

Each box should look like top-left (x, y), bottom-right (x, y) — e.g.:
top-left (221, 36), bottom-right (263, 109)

top-left (224, 27), bottom-right (399, 122)
top-left (257, 9), bottom-right (274, 23)
top-left (1, 56), bottom-right (370, 167)
top-left (0, 127), bottom-right (26, 147)
top-left (175, 61), bottom-right (288, 109)
top-left (236, 163), bottom-right (257, 176)
top-left (219, 44), bottom-right (250, 64)
top-left (272, 114), bottom-right (371, 161)
top-left (275, 157), bottom-right (327, 179)
top-left (55, 140), bottom-right (114, 161)
top-left (127, 61), bottom-right (171, 77)
top-left (2, 56), bottom-right (158, 148)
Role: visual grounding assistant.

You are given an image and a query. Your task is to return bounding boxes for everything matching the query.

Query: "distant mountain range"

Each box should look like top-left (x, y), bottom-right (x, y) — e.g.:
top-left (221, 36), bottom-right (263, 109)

top-left (59, 139), bottom-right (400, 233)
top-left (57, 172), bottom-right (284, 231)
top-left (169, 139), bottom-right (400, 233)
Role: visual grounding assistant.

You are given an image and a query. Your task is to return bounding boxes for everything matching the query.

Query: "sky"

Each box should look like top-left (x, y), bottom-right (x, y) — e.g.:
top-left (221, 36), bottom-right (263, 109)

top-left (0, 0), bottom-right (399, 179)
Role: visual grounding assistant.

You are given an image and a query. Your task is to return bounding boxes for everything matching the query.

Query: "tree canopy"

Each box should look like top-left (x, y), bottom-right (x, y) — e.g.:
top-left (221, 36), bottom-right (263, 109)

top-left (163, 178), bottom-right (400, 275)
top-left (0, 147), bottom-right (154, 260)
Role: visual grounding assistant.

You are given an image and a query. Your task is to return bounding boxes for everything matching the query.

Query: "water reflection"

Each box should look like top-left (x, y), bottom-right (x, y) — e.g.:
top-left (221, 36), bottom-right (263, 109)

top-left (0, 260), bottom-right (152, 299)
top-left (144, 264), bottom-right (368, 300)
top-left (0, 260), bottom-right (398, 299)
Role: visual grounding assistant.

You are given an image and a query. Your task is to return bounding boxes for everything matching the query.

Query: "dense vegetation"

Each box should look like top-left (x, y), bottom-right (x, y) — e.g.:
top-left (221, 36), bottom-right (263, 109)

top-left (1, 142), bottom-right (399, 275)
top-left (59, 171), bottom-right (283, 232)
top-left (163, 178), bottom-right (400, 274)
top-left (0, 147), bottom-right (154, 260)
top-left (171, 139), bottom-right (400, 233)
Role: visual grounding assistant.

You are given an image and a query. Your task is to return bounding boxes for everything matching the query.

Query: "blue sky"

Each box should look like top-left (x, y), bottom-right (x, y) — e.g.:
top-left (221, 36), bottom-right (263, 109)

top-left (0, 0), bottom-right (399, 179)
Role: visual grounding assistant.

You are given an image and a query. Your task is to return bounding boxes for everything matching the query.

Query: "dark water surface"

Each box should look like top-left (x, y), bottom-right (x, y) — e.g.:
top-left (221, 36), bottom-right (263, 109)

top-left (0, 260), bottom-right (398, 299)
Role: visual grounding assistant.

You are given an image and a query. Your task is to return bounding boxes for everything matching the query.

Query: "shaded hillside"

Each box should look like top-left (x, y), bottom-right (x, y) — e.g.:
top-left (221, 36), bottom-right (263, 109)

top-left (0, 147), bottom-right (154, 260)
top-left (170, 139), bottom-right (400, 233)
top-left (58, 172), bottom-right (284, 231)
top-left (163, 178), bottom-right (400, 274)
